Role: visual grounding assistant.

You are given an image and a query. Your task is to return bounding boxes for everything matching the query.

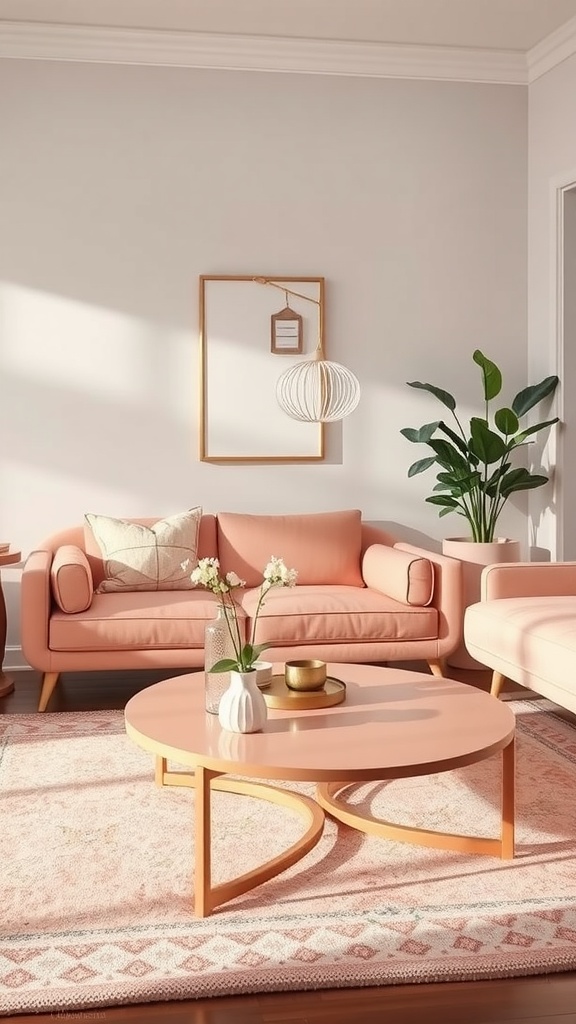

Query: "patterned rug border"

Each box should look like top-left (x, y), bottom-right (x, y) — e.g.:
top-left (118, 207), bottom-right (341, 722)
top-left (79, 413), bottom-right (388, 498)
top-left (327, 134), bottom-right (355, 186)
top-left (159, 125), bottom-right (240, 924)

top-left (2, 699), bottom-right (576, 1015)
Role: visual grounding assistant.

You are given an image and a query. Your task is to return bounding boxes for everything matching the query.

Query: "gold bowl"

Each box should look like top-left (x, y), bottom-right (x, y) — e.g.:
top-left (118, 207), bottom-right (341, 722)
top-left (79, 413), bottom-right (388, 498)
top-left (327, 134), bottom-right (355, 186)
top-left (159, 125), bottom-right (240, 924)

top-left (284, 659), bottom-right (327, 692)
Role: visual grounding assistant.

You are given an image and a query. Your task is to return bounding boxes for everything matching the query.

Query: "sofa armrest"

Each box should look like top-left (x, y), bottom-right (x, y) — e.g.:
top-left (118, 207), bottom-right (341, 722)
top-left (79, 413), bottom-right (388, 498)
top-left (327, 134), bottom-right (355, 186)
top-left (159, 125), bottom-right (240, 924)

top-left (481, 561), bottom-right (576, 600)
top-left (21, 550), bottom-right (54, 669)
top-left (395, 542), bottom-right (463, 646)
top-left (362, 544), bottom-right (435, 606)
top-left (50, 544), bottom-right (93, 613)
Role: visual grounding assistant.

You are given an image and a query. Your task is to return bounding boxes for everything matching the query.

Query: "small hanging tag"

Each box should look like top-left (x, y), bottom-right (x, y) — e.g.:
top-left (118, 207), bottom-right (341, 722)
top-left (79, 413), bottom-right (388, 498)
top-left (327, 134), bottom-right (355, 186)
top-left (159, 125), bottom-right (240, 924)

top-left (271, 306), bottom-right (303, 354)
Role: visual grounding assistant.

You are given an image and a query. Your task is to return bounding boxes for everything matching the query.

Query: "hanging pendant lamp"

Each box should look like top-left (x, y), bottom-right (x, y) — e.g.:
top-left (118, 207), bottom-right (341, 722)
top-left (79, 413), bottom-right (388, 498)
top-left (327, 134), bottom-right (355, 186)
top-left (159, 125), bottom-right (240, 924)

top-left (254, 276), bottom-right (361, 423)
top-left (276, 346), bottom-right (361, 422)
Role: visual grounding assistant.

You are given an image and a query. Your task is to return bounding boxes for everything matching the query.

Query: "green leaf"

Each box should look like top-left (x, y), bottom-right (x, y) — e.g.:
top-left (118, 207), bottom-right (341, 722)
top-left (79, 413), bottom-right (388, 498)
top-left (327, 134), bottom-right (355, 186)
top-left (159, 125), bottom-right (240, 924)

top-left (452, 471), bottom-right (482, 496)
top-left (494, 407), bottom-right (519, 436)
top-left (484, 462), bottom-right (512, 497)
top-left (400, 421), bottom-right (440, 443)
top-left (511, 376), bottom-right (559, 418)
top-left (439, 506), bottom-right (457, 518)
top-left (241, 643), bottom-right (255, 664)
top-left (486, 462), bottom-right (511, 485)
top-left (473, 350), bottom-right (502, 401)
top-left (210, 658), bottom-right (238, 673)
top-left (407, 381), bottom-right (456, 411)
top-left (408, 457), bottom-right (437, 477)
top-left (426, 494), bottom-right (459, 507)
top-left (469, 417), bottom-right (507, 464)
top-left (512, 417), bottom-right (559, 444)
top-left (437, 421), bottom-right (475, 459)
top-left (499, 468), bottom-right (550, 498)
top-left (428, 438), bottom-right (471, 473)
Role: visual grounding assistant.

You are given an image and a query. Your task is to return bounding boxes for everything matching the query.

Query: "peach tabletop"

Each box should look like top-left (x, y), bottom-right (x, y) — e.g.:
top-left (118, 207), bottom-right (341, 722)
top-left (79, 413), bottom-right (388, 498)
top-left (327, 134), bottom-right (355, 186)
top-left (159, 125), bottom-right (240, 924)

top-left (124, 662), bottom-right (515, 782)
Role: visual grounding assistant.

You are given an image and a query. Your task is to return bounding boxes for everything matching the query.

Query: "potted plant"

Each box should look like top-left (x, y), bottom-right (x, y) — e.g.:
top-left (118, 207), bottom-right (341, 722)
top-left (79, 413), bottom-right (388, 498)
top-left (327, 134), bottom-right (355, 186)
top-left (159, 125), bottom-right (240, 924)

top-left (401, 349), bottom-right (559, 667)
top-left (401, 349), bottom-right (559, 543)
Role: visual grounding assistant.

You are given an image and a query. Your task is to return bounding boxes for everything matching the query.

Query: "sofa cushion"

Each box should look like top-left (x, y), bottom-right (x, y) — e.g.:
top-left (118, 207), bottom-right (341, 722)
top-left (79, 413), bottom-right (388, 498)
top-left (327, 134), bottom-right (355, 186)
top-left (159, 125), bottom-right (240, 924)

top-left (362, 544), bottom-right (434, 606)
top-left (238, 585), bottom-right (438, 645)
top-left (84, 508), bottom-right (202, 593)
top-left (48, 591), bottom-right (244, 652)
top-left (217, 510), bottom-right (364, 588)
top-left (50, 545), bottom-right (93, 614)
top-left (465, 596), bottom-right (576, 698)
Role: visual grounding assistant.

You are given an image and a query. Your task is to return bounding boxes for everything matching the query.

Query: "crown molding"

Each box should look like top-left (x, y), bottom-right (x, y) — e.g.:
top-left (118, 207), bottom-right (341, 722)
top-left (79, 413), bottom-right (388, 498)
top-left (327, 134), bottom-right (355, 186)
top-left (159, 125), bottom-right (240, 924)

top-left (0, 20), bottom-right (528, 84)
top-left (527, 13), bottom-right (576, 83)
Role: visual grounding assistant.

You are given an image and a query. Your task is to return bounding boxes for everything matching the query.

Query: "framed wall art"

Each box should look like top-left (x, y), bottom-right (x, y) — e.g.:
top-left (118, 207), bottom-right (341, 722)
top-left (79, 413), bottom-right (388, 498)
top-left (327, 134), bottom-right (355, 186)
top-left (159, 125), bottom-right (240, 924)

top-left (199, 275), bottom-right (325, 462)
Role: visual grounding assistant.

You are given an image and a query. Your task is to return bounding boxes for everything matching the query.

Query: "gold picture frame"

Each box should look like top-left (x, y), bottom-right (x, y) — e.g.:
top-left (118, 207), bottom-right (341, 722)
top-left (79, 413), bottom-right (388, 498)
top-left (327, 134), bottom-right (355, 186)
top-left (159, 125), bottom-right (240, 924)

top-left (199, 275), bottom-right (325, 463)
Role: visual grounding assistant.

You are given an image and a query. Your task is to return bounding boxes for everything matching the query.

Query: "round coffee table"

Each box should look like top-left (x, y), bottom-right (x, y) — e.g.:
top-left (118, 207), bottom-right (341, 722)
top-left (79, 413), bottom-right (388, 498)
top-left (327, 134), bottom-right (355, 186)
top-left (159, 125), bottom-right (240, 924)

top-left (125, 662), bottom-right (515, 917)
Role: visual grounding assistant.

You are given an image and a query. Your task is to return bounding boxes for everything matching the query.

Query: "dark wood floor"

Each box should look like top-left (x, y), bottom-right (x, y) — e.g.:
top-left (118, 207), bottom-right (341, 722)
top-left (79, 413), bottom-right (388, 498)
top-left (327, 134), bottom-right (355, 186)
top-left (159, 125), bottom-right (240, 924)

top-left (3, 665), bottom-right (576, 1024)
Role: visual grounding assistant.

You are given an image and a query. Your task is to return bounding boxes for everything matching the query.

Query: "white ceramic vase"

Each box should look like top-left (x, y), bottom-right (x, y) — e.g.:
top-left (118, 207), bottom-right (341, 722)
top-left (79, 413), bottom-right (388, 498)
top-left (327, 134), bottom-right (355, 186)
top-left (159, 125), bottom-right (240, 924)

top-left (218, 670), bottom-right (268, 733)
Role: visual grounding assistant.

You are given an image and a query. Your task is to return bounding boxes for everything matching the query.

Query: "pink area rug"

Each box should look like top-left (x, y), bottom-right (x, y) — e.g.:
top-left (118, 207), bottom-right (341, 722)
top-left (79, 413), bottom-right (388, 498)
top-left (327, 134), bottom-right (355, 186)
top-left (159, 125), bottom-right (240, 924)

top-left (2, 700), bottom-right (576, 1015)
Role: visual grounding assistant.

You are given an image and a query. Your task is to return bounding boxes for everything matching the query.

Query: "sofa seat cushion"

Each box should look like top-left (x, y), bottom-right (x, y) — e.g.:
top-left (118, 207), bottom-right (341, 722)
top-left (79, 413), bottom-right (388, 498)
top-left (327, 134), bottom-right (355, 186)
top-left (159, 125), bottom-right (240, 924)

top-left (238, 585), bottom-right (438, 645)
top-left (49, 593), bottom-right (244, 652)
top-left (217, 510), bottom-right (364, 587)
top-left (465, 597), bottom-right (576, 693)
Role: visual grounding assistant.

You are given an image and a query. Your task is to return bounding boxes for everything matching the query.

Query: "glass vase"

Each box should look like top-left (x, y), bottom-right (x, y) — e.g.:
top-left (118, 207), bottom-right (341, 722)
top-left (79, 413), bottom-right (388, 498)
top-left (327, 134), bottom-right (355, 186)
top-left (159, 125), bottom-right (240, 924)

top-left (204, 605), bottom-right (236, 714)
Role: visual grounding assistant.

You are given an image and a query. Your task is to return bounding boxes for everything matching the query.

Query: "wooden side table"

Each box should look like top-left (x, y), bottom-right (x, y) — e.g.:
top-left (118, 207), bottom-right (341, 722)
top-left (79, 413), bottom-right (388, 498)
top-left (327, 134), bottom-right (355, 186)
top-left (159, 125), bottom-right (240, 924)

top-left (0, 549), bottom-right (22, 698)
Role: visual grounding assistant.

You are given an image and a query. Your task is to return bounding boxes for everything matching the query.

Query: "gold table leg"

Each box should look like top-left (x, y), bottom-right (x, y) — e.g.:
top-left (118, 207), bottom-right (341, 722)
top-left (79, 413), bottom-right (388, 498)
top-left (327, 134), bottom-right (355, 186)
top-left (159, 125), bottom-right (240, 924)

top-left (155, 758), bottom-right (326, 917)
top-left (317, 737), bottom-right (515, 860)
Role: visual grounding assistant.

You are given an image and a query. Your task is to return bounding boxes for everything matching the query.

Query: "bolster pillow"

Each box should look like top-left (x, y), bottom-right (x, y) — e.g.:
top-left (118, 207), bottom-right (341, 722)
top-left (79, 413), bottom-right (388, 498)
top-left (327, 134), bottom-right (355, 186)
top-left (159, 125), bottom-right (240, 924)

top-left (50, 545), bottom-right (94, 613)
top-left (362, 544), bottom-right (434, 606)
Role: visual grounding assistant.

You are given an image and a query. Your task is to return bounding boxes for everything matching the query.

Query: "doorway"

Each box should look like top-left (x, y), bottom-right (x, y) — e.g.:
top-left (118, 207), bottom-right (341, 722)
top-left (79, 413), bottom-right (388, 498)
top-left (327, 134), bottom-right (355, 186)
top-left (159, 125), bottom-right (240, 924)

top-left (559, 185), bottom-right (576, 559)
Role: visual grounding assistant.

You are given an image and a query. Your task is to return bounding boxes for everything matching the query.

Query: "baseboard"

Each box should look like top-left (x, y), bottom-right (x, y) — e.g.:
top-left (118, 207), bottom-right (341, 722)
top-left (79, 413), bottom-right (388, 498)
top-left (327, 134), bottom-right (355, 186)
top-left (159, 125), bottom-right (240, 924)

top-left (4, 646), bottom-right (28, 672)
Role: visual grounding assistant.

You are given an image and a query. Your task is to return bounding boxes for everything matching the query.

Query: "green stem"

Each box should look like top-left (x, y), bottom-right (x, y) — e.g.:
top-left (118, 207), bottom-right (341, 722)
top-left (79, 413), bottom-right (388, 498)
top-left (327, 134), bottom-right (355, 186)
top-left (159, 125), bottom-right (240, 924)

top-left (250, 585), bottom-right (269, 647)
top-left (220, 593), bottom-right (242, 665)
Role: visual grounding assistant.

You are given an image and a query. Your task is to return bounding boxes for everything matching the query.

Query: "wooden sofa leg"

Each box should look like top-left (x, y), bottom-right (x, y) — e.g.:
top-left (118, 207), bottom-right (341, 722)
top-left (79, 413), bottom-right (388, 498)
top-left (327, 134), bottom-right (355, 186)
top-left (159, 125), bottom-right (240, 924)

top-left (38, 672), bottom-right (60, 712)
top-left (427, 659), bottom-right (446, 678)
top-left (490, 671), bottom-right (506, 699)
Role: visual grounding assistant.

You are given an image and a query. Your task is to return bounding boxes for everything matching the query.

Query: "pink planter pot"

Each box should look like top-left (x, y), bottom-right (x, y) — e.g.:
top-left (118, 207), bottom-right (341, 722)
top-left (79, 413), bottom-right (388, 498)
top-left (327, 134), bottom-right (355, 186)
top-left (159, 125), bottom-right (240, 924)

top-left (442, 537), bottom-right (521, 670)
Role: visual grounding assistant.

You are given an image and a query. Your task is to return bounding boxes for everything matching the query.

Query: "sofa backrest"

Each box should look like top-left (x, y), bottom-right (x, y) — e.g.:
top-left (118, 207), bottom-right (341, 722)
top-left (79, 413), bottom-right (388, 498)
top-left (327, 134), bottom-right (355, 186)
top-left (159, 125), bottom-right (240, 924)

top-left (39, 512), bottom-right (398, 591)
top-left (41, 514), bottom-right (218, 589)
top-left (216, 510), bottom-right (366, 587)
top-left (360, 522), bottom-right (396, 554)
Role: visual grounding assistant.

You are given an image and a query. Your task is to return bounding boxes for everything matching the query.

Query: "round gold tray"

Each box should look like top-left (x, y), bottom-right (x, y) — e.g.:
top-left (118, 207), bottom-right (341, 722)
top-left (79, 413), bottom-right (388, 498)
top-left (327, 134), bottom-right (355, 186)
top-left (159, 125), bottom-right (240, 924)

top-left (262, 674), bottom-right (346, 710)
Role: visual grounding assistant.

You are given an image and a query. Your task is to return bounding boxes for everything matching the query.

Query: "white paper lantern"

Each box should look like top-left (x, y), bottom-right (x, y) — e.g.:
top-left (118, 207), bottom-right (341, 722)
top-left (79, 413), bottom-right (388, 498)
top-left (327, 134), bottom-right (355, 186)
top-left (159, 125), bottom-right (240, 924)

top-left (276, 351), bottom-right (361, 422)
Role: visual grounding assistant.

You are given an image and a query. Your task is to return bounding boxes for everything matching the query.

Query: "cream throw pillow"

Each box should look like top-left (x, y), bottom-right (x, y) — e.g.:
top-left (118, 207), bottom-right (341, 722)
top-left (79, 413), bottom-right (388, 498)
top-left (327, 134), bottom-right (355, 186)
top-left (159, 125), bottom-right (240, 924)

top-left (85, 508), bottom-right (202, 593)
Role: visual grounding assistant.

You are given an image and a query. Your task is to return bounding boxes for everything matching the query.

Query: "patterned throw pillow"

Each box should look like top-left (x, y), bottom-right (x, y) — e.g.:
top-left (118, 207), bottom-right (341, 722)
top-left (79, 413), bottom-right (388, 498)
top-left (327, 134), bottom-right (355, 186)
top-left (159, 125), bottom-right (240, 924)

top-left (84, 508), bottom-right (202, 593)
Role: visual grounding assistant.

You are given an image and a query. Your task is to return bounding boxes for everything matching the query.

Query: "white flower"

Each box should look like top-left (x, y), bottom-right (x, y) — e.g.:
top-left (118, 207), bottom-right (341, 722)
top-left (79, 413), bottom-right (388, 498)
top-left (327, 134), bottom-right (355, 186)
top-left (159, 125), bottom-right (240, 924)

top-left (188, 553), bottom-right (297, 672)
top-left (226, 571), bottom-right (245, 589)
top-left (263, 557), bottom-right (298, 588)
top-left (190, 557), bottom-right (226, 595)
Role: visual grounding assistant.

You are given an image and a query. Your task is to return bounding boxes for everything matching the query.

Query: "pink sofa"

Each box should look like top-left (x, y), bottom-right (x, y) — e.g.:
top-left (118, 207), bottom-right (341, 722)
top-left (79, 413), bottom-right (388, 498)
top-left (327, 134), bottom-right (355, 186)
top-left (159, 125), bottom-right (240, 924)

top-left (464, 561), bottom-right (576, 713)
top-left (21, 509), bottom-right (463, 711)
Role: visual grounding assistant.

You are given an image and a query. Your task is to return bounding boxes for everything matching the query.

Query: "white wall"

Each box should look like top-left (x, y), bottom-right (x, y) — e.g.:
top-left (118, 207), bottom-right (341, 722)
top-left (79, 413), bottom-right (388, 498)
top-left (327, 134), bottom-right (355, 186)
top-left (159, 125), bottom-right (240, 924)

top-left (528, 52), bottom-right (576, 559)
top-left (0, 60), bottom-right (527, 664)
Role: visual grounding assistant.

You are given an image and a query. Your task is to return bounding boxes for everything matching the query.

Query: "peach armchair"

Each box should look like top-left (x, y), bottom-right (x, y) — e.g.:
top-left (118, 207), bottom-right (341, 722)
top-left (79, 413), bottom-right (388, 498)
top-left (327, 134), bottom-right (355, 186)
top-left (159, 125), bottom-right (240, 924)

top-left (464, 561), bottom-right (576, 714)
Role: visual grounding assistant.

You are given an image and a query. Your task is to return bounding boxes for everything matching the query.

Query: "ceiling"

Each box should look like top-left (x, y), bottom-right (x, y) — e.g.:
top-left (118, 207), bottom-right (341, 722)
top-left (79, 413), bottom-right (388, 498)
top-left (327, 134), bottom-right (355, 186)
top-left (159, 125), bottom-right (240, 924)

top-left (2, 0), bottom-right (576, 54)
